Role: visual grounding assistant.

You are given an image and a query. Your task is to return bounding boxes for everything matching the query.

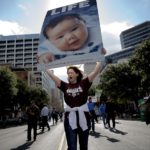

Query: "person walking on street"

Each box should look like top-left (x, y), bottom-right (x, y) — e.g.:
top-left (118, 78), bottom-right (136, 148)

top-left (26, 101), bottom-right (39, 141)
top-left (105, 97), bottom-right (117, 131)
top-left (87, 97), bottom-right (98, 133)
top-left (45, 46), bottom-right (106, 150)
top-left (99, 100), bottom-right (107, 128)
top-left (51, 108), bottom-right (58, 125)
top-left (41, 104), bottom-right (50, 132)
top-left (144, 96), bottom-right (150, 125)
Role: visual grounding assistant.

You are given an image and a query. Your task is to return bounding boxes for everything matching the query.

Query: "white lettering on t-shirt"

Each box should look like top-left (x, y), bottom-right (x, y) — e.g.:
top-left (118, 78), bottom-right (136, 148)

top-left (66, 86), bottom-right (83, 97)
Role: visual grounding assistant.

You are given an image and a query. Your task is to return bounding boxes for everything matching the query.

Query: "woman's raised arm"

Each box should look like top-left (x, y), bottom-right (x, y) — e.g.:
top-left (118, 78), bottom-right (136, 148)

top-left (46, 69), bottom-right (61, 87)
top-left (87, 62), bottom-right (102, 82)
top-left (88, 48), bottom-right (106, 82)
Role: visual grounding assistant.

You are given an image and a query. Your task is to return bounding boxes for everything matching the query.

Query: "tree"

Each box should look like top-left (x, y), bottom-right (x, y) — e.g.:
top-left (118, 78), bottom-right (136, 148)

top-left (129, 38), bottom-right (150, 97)
top-left (0, 67), bottom-right (18, 110)
top-left (28, 86), bottom-right (49, 106)
top-left (13, 79), bottom-right (30, 110)
top-left (99, 38), bottom-right (150, 106)
top-left (100, 62), bottom-right (140, 103)
top-left (88, 85), bottom-right (97, 96)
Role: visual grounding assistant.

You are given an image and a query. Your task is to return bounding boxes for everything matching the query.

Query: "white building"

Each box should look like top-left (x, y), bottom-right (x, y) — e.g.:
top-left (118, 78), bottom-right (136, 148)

top-left (120, 21), bottom-right (150, 49)
top-left (0, 34), bottom-right (54, 95)
top-left (0, 34), bottom-right (38, 70)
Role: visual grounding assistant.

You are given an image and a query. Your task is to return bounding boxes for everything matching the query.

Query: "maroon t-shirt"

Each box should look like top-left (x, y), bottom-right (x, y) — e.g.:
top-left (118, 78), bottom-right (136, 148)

top-left (58, 77), bottom-right (92, 108)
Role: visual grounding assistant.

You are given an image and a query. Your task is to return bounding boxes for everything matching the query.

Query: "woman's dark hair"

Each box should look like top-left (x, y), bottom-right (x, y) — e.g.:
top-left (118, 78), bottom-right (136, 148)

top-left (67, 66), bottom-right (83, 83)
top-left (43, 13), bottom-right (85, 39)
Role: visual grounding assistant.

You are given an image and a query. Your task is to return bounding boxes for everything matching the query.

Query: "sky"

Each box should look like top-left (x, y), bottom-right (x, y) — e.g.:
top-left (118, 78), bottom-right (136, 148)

top-left (0, 0), bottom-right (150, 77)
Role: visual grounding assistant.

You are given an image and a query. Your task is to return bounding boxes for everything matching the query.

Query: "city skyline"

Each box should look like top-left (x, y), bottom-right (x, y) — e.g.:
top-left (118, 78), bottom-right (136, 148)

top-left (0, 0), bottom-right (150, 76)
top-left (0, 0), bottom-right (150, 54)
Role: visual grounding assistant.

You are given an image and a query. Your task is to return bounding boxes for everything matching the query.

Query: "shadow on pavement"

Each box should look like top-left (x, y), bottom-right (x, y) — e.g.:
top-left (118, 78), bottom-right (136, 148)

top-left (10, 141), bottom-right (34, 150)
top-left (100, 134), bottom-right (120, 143)
top-left (109, 128), bottom-right (128, 135)
top-left (107, 137), bottom-right (120, 142)
top-left (90, 131), bottom-right (120, 143)
top-left (89, 131), bottom-right (101, 138)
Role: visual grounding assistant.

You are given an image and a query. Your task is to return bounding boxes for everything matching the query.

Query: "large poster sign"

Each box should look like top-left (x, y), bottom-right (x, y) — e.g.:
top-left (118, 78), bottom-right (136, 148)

top-left (37, 0), bottom-right (104, 70)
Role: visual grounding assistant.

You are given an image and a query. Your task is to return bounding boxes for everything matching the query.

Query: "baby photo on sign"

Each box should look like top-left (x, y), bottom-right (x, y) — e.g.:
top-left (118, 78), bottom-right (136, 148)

top-left (37, 0), bottom-right (104, 70)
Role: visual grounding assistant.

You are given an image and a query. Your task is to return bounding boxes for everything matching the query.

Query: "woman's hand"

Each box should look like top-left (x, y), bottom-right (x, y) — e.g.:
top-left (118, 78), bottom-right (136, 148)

top-left (37, 52), bottom-right (55, 64)
top-left (101, 48), bottom-right (107, 55)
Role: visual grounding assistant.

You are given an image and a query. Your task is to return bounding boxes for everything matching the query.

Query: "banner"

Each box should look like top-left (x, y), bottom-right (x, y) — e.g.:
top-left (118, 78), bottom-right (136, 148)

top-left (37, 0), bottom-right (104, 70)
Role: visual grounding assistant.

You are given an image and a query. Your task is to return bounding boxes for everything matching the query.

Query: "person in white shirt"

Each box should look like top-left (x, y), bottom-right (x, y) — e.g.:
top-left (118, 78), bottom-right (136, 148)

top-left (41, 104), bottom-right (50, 132)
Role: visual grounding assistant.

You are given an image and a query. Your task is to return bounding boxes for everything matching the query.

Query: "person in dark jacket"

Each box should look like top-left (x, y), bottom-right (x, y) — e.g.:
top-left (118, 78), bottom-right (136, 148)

top-left (105, 97), bottom-right (117, 131)
top-left (144, 96), bottom-right (150, 125)
top-left (26, 101), bottom-right (39, 141)
top-left (51, 108), bottom-right (58, 125)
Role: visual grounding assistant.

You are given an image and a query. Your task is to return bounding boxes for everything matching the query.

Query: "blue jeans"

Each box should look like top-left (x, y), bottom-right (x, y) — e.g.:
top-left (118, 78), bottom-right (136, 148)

top-left (64, 112), bottom-right (90, 150)
top-left (101, 113), bottom-right (107, 126)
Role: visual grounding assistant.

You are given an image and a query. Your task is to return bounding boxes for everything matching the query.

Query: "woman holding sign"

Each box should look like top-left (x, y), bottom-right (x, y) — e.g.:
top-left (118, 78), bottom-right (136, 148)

top-left (46, 48), bottom-right (106, 150)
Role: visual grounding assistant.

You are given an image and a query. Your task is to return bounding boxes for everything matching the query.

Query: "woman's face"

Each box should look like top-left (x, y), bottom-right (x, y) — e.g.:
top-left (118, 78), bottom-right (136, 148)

top-left (46, 18), bottom-right (88, 51)
top-left (67, 68), bottom-right (78, 84)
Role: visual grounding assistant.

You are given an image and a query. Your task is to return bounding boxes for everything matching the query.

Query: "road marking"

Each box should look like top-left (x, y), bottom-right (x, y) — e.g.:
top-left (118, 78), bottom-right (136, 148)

top-left (58, 132), bottom-right (65, 150)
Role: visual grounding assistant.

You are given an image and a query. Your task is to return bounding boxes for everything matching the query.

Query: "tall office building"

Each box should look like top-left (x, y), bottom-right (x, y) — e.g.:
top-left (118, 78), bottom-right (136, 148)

top-left (120, 21), bottom-right (150, 49)
top-left (0, 34), bottom-right (52, 92)
top-left (0, 34), bottom-right (38, 71)
top-left (0, 33), bottom-right (63, 106)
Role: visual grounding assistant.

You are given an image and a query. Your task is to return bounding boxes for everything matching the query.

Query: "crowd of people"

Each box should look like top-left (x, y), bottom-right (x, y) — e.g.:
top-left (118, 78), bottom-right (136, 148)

top-left (26, 95), bottom-right (118, 142)
top-left (26, 95), bottom-right (149, 143)
top-left (87, 96), bottom-right (117, 133)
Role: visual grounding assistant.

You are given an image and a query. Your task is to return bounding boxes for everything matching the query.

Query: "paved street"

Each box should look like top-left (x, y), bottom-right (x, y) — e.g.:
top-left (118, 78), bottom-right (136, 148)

top-left (90, 119), bottom-right (150, 150)
top-left (0, 121), bottom-right (64, 150)
top-left (63, 119), bottom-right (150, 150)
top-left (0, 119), bottom-right (150, 150)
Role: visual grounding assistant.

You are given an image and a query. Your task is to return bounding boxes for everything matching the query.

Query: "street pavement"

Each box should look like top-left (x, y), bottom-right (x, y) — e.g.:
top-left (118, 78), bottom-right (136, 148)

top-left (0, 119), bottom-right (150, 150)
top-left (0, 121), bottom-right (64, 150)
top-left (62, 119), bottom-right (150, 150)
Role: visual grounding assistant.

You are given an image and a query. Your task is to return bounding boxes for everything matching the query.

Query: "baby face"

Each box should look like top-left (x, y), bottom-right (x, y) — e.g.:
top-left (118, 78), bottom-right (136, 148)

top-left (46, 18), bottom-right (88, 51)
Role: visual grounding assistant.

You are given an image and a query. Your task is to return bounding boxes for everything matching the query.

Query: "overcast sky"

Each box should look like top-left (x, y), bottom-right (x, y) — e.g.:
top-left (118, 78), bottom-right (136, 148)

top-left (0, 0), bottom-right (150, 77)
